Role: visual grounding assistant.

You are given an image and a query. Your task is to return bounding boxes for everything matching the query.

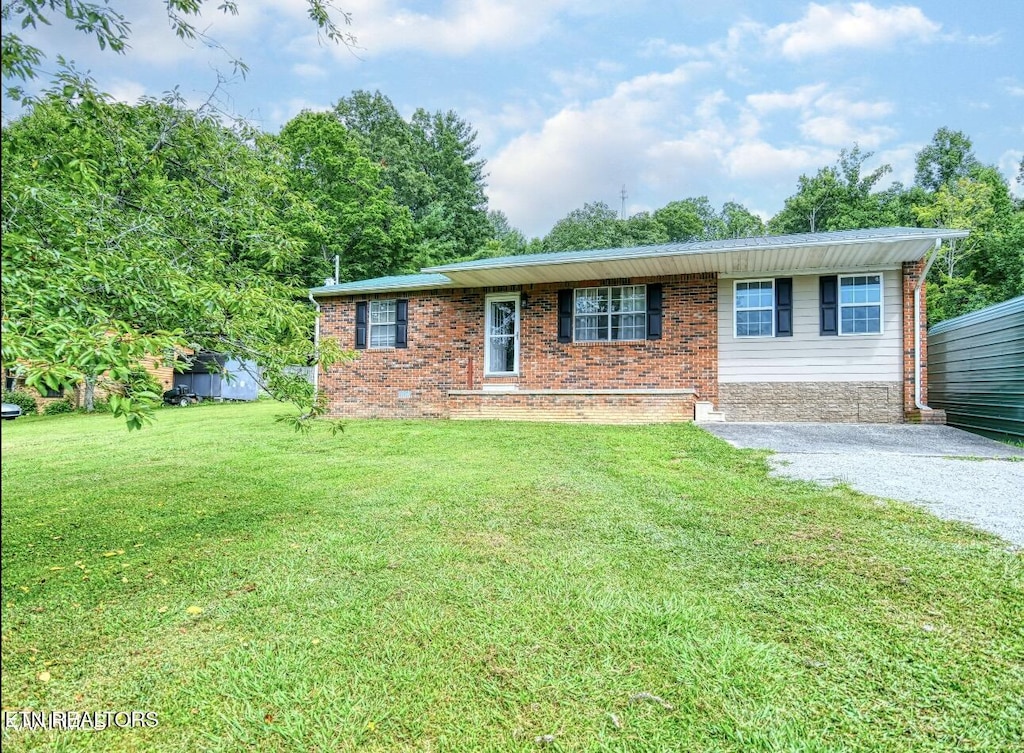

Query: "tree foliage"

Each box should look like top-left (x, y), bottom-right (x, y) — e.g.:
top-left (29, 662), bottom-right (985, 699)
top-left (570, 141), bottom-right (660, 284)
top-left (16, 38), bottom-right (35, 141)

top-left (1, 76), bottom-right (346, 428)
top-left (541, 197), bottom-right (765, 252)
top-left (914, 127), bottom-right (981, 193)
top-left (768, 146), bottom-right (896, 234)
top-left (332, 91), bottom-right (491, 270)
top-left (277, 111), bottom-right (415, 284)
top-left (2, 0), bottom-right (354, 97)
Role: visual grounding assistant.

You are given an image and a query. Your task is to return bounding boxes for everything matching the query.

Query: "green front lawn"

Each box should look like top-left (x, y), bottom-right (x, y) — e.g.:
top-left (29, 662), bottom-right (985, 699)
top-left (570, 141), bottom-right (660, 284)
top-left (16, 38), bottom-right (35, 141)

top-left (1, 403), bottom-right (1021, 751)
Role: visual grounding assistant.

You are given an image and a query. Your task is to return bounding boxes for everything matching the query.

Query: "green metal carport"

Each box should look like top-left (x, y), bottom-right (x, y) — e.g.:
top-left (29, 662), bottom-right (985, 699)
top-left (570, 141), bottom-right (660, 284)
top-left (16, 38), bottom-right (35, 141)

top-left (928, 295), bottom-right (1024, 441)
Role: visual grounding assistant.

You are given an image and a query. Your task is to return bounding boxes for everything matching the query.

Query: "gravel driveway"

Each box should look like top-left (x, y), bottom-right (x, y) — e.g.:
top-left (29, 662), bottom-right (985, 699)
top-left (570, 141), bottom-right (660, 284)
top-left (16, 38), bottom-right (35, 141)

top-left (701, 423), bottom-right (1024, 548)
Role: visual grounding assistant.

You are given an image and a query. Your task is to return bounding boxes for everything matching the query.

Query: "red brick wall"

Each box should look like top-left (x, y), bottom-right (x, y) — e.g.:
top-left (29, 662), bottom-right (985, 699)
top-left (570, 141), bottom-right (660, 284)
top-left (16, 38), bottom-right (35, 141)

top-left (317, 274), bottom-right (718, 419)
top-left (902, 260), bottom-right (926, 414)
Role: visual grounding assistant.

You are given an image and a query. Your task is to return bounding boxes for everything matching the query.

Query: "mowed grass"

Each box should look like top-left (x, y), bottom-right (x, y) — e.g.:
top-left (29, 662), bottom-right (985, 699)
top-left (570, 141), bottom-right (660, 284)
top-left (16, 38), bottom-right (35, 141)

top-left (1, 402), bottom-right (1021, 752)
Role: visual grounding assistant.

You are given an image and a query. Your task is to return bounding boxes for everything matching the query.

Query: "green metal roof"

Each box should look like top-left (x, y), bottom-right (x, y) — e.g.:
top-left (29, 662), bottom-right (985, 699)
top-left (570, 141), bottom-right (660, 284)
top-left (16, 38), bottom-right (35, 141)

top-left (928, 294), bottom-right (1024, 336)
top-left (310, 227), bottom-right (970, 295)
top-left (310, 273), bottom-right (453, 297)
top-left (423, 227), bottom-right (966, 274)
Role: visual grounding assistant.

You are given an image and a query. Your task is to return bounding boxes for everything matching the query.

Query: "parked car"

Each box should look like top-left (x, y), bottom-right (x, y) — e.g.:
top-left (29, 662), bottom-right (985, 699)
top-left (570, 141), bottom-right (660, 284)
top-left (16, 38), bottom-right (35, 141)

top-left (162, 386), bottom-right (202, 407)
top-left (2, 402), bottom-right (23, 420)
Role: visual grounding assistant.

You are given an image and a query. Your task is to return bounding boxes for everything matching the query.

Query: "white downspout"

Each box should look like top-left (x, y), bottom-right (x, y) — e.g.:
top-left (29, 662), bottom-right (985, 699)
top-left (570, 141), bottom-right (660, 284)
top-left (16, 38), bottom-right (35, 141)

top-left (308, 291), bottom-right (320, 398)
top-left (914, 239), bottom-right (942, 410)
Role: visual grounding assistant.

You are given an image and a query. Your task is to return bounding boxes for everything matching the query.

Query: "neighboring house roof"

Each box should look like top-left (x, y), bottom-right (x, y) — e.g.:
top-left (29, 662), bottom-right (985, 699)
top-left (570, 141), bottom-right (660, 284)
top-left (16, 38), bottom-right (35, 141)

top-left (310, 227), bottom-right (969, 296)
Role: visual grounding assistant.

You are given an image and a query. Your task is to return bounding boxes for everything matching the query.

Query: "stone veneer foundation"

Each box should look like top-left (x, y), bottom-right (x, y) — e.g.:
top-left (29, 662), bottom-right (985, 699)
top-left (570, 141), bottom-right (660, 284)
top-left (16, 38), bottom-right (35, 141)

top-left (718, 382), bottom-right (904, 423)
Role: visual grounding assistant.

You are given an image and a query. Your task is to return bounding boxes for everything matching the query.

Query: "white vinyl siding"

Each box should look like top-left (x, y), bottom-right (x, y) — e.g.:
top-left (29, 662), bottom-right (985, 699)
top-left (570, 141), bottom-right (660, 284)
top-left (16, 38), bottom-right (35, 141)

top-left (719, 272), bottom-right (902, 383)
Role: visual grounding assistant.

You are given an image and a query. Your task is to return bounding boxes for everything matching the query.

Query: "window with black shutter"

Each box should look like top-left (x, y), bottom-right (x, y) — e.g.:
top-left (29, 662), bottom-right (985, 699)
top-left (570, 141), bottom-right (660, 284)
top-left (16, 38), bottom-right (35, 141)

top-left (775, 278), bottom-right (793, 337)
top-left (395, 299), bottom-right (409, 348)
top-left (355, 301), bottom-right (368, 349)
top-left (646, 283), bottom-right (662, 340)
top-left (557, 289), bottom-right (573, 343)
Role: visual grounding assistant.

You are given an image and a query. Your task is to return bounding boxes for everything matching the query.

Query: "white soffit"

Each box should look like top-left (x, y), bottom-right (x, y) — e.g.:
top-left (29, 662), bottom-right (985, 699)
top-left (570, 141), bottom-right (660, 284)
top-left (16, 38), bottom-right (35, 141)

top-left (429, 231), bottom-right (969, 288)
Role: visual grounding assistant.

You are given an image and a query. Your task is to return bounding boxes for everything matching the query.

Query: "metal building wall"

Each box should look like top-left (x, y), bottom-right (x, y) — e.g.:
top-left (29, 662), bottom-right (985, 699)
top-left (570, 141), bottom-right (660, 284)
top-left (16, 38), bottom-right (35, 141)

top-left (928, 295), bottom-right (1024, 441)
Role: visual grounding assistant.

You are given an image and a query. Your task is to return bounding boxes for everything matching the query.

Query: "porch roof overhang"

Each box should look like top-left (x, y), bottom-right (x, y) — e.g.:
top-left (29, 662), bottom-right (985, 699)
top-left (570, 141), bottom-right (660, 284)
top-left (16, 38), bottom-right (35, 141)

top-left (423, 228), bottom-right (969, 288)
top-left (309, 228), bottom-right (969, 297)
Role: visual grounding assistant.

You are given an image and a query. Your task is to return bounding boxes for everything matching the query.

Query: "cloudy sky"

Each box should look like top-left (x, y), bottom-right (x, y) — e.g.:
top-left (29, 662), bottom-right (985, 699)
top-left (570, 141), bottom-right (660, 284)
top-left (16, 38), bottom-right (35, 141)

top-left (7, 1), bottom-right (1023, 238)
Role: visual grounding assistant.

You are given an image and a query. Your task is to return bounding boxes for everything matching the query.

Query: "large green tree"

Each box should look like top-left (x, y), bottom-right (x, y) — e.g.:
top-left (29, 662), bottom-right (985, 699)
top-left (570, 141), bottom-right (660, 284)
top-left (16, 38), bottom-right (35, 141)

top-left (333, 91), bottom-right (491, 267)
top-left (914, 127), bottom-right (981, 193)
top-left (541, 202), bottom-right (623, 251)
top-left (2, 79), bottom-right (345, 427)
top-left (720, 201), bottom-right (765, 239)
top-left (769, 146), bottom-right (896, 234)
top-left (277, 111), bottom-right (415, 284)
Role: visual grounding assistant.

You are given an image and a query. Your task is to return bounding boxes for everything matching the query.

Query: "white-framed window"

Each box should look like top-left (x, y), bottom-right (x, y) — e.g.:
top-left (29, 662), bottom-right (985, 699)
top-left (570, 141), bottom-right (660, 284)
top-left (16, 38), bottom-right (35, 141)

top-left (839, 274), bottom-right (883, 335)
top-left (574, 285), bottom-right (646, 342)
top-left (369, 300), bottom-right (397, 348)
top-left (485, 293), bottom-right (519, 375)
top-left (735, 280), bottom-right (775, 337)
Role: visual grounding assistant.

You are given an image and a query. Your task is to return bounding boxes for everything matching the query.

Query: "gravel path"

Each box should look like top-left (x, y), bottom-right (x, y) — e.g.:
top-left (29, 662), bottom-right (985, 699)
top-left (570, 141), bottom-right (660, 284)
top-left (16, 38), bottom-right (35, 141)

top-left (702, 423), bottom-right (1024, 548)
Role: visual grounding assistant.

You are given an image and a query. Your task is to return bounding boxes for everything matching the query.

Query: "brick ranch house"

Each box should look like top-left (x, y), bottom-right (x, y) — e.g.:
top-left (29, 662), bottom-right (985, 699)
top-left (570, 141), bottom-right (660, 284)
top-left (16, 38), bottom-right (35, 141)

top-left (310, 227), bottom-right (968, 424)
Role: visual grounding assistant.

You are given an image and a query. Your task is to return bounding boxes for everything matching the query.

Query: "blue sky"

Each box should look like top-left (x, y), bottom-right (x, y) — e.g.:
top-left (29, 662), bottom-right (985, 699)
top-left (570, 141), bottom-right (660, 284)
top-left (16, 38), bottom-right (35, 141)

top-left (7, 1), bottom-right (1023, 238)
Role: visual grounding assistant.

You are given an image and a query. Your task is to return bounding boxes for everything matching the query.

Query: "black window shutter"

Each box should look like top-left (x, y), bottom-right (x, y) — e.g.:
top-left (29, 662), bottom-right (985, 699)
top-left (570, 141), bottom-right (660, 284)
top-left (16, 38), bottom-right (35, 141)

top-left (395, 299), bottom-right (409, 348)
top-left (820, 276), bottom-right (838, 336)
top-left (646, 283), bottom-right (663, 340)
top-left (355, 301), bottom-right (368, 349)
top-left (775, 278), bottom-right (793, 337)
top-left (557, 289), bottom-right (573, 343)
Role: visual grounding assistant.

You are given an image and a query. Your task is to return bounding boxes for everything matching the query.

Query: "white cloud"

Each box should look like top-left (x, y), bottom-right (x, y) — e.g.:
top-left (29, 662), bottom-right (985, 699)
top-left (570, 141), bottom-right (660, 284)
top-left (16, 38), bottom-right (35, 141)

top-left (639, 38), bottom-right (706, 59)
top-left (747, 84), bottom-right (827, 113)
top-left (763, 3), bottom-right (941, 59)
top-left (813, 92), bottom-right (893, 119)
top-left (292, 63), bottom-right (327, 79)
top-left (549, 60), bottom-right (624, 98)
top-left (338, 0), bottom-right (586, 57)
top-left (1004, 82), bottom-right (1024, 97)
top-left (488, 63), bottom-right (719, 236)
top-left (875, 143), bottom-right (921, 187)
top-left (1000, 149), bottom-right (1023, 198)
top-left (103, 79), bottom-right (147, 104)
top-left (800, 116), bottom-right (896, 148)
top-left (723, 141), bottom-right (832, 181)
top-left (268, 98), bottom-right (332, 126)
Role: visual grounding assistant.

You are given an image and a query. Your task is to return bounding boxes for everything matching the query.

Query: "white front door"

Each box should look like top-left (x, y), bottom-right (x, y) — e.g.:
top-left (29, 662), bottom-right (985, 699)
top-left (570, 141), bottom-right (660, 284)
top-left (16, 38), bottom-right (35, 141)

top-left (484, 294), bottom-right (520, 375)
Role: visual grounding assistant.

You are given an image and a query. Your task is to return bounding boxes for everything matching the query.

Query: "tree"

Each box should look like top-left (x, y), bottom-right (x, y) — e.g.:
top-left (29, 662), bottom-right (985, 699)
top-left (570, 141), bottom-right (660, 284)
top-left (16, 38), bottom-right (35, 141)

top-left (277, 111), bottom-right (415, 284)
top-left (2, 0), bottom-right (353, 96)
top-left (2, 78), bottom-right (346, 428)
top-left (541, 202), bottom-right (623, 251)
top-left (769, 146), bottom-right (894, 233)
top-left (653, 201), bottom-right (705, 242)
top-left (620, 211), bottom-right (669, 247)
top-left (483, 210), bottom-right (527, 256)
top-left (719, 201), bottom-right (765, 238)
top-left (914, 165), bottom-right (1023, 321)
top-left (333, 91), bottom-right (491, 266)
top-left (914, 175), bottom-right (996, 277)
top-left (914, 127), bottom-right (980, 193)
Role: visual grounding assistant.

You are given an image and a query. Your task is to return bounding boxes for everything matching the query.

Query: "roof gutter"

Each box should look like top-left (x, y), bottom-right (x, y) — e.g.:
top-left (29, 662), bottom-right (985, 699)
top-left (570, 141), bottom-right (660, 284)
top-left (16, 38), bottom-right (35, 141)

top-left (308, 291), bottom-right (320, 398)
top-left (914, 238), bottom-right (942, 411)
